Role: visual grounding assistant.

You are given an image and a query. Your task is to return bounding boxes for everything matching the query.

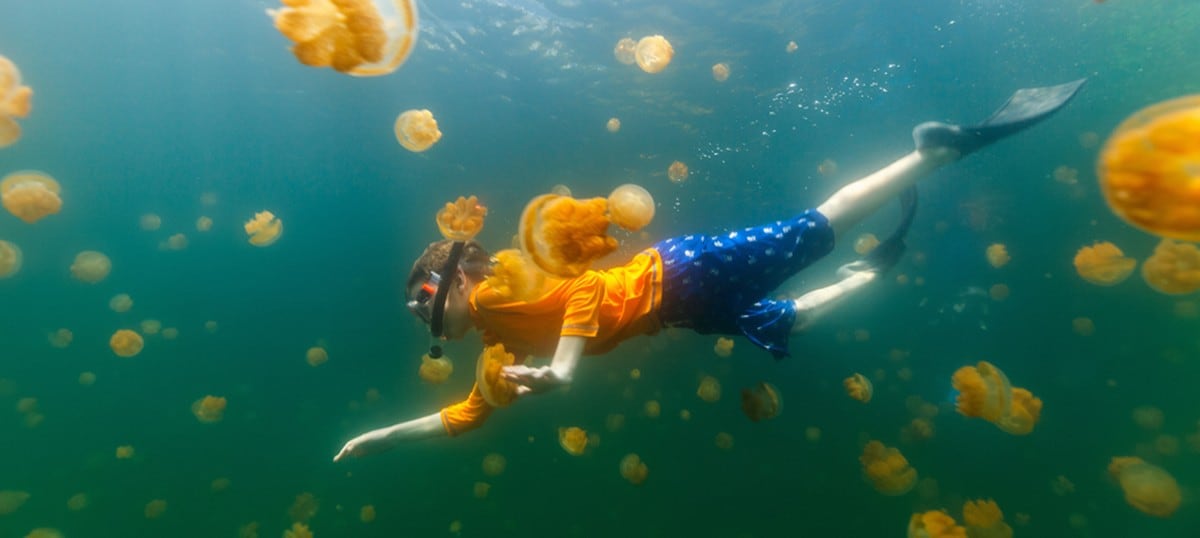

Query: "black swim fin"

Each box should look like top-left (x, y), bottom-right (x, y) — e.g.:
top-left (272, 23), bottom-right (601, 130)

top-left (839, 186), bottom-right (917, 277)
top-left (912, 78), bottom-right (1086, 156)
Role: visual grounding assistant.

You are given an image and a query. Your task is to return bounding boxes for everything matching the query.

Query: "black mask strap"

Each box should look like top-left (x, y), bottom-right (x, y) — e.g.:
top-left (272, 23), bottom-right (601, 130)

top-left (429, 241), bottom-right (466, 339)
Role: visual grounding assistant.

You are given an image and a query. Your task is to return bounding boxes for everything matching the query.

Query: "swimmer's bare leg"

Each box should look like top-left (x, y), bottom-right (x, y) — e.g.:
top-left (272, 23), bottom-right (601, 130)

top-left (817, 149), bottom-right (953, 238)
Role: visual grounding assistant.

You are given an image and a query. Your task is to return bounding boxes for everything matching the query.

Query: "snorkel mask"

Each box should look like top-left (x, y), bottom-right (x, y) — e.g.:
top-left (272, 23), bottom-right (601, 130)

top-left (408, 196), bottom-right (488, 358)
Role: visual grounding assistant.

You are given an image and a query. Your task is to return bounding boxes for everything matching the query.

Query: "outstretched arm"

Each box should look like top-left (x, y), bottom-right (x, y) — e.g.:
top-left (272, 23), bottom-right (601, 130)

top-left (501, 335), bottom-right (586, 394)
top-left (333, 411), bottom-right (446, 461)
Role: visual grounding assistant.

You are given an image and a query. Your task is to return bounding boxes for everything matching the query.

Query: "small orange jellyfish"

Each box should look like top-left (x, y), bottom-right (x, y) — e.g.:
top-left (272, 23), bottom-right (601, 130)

top-left (435, 195), bottom-right (486, 240)
top-left (283, 522), bottom-right (313, 538)
top-left (476, 344), bottom-right (520, 407)
top-left (163, 233), bottom-right (188, 251)
top-left (1108, 456), bottom-right (1181, 517)
top-left (696, 375), bottom-right (721, 403)
top-left (962, 499), bottom-right (1013, 538)
top-left (394, 109), bottom-right (442, 152)
top-left (667, 160), bottom-right (689, 184)
top-left (1072, 316), bottom-right (1095, 336)
top-left (558, 426), bottom-right (588, 455)
top-left (196, 216), bottom-right (213, 232)
top-left (0, 490), bottom-right (30, 515)
top-left (70, 250), bottom-right (111, 283)
top-left (741, 382), bottom-right (782, 422)
top-left (115, 445), bottom-right (135, 459)
top-left (907, 510), bottom-right (966, 538)
top-left (619, 453), bottom-right (649, 485)
top-left (901, 417), bottom-right (935, 443)
top-left (485, 249), bottom-right (547, 302)
top-left (711, 62), bottom-right (730, 82)
top-left (144, 499), bottom-right (167, 519)
top-left (1053, 165), bottom-right (1079, 185)
top-left (786, 41), bottom-right (799, 53)
top-left (270, 0), bottom-right (418, 76)
top-left (109, 293), bottom-right (133, 313)
top-left (473, 481), bottom-right (491, 499)
top-left (1131, 405), bottom-right (1164, 431)
top-left (1098, 95), bottom-right (1200, 241)
top-left (140, 319), bottom-right (162, 335)
top-left (139, 213), bottom-right (162, 231)
top-left (192, 395), bottom-right (227, 423)
top-left (613, 37), bottom-right (637, 65)
top-left (519, 193), bottom-right (617, 277)
top-left (24, 529), bottom-right (64, 538)
top-left (418, 352), bottom-right (453, 384)
top-left (713, 336), bottom-right (734, 358)
top-left (1, 171), bottom-right (61, 224)
top-left (109, 329), bottom-right (144, 358)
top-left (211, 477), bottom-right (232, 492)
top-left (715, 431), bottom-right (734, 450)
top-left (844, 373), bottom-right (873, 403)
top-left (854, 233), bottom-right (880, 255)
top-left (643, 399), bottom-right (661, 418)
top-left (951, 361), bottom-right (1042, 435)
top-left (634, 35), bottom-right (673, 74)
top-left (481, 453), bottom-right (506, 476)
top-left (289, 492), bottom-right (319, 523)
top-left (606, 117), bottom-right (621, 133)
top-left (988, 283), bottom-right (1010, 301)
top-left (861, 440), bottom-right (918, 495)
top-left (817, 158), bottom-right (838, 176)
top-left (0, 55), bottom-right (33, 148)
top-left (605, 413), bottom-right (625, 432)
top-left (986, 243), bottom-right (1011, 268)
top-left (1141, 238), bottom-right (1200, 295)
top-left (1074, 241), bottom-right (1136, 286)
top-left (608, 183), bottom-right (655, 232)
top-left (360, 504), bottom-right (376, 523)
top-left (305, 346), bottom-right (328, 367)
top-left (78, 372), bottom-right (96, 386)
top-left (244, 210), bottom-right (283, 246)
top-left (66, 493), bottom-right (89, 511)
top-left (0, 240), bottom-right (20, 278)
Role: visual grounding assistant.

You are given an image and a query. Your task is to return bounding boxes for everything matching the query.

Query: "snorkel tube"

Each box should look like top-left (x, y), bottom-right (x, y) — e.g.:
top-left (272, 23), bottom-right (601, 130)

top-left (420, 196), bottom-right (488, 358)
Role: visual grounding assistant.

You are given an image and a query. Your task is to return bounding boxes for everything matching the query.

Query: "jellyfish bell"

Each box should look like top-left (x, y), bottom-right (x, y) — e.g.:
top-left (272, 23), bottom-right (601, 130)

top-left (605, 117), bottom-right (620, 133)
top-left (558, 426), bottom-right (588, 455)
top-left (270, 0), bottom-right (418, 76)
top-left (0, 55), bottom-right (32, 148)
top-left (1074, 241), bottom-right (1136, 286)
top-left (519, 193), bottom-right (617, 277)
top-left (986, 243), bottom-right (1011, 268)
top-left (418, 353), bottom-right (453, 383)
top-left (634, 35), bottom-right (673, 74)
top-left (0, 240), bottom-right (20, 278)
top-left (667, 161), bottom-right (689, 184)
top-left (613, 37), bottom-right (637, 65)
top-left (475, 344), bottom-right (520, 407)
top-left (854, 233), bottom-right (880, 255)
top-left (1108, 456), bottom-right (1181, 517)
top-left (607, 184), bottom-right (655, 232)
top-left (1, 171), bottom-right (61, 224)
top-left (70, 250), bottom-right (111, 284)
top-left (786, 41), bottom-right (799, 53)
top-left (619, 453), bottom-right (648, 485)
top-left (109, 329), bottom-right (144, 358)
top-left (244, 210), bottom-right (283, 246)
top-left (711, 62), bottom-right (730, 82)
top-left (740, 382), bottom-right (782, 421)
top-left (696, 375), bottom-right (721, 403)
top-left (844, 373), bottom-right (873, 403)
top-left (1141, 238), bottom-right (1200, 295)
top-left (435, 195), bottom-right (487, 241)
top-left (109, 293), bottom-right (133, 313)
top-left (394, 109), bottom-right (442, 152)
top-left (192, 395), bottom-right (227, 423)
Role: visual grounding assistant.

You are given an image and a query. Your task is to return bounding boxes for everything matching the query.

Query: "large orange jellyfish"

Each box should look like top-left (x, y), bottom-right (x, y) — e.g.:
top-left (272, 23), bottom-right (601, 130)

top-left (711, 62), bottom-right (730, 82)
top-left (558, 426), bottom-right (588, 455)
top-left (70, 250), bottom-right (111, 283)
top-left (962, 499), bottom-right (1013, 538)
top-left (619, 453), bottom-right (648, 485)
top-left (476, 343), bottom-right (520, 407)
top-left (1074, 241), bottom-right (1136, 286)
top-left (860, 440), bottom-right (918, 495)
top-left (244, 210), bottom-right (283, 246)
top-left (986, 243), bottom-right (1011, 268)
top-left (109, 329), bottom-right (144, 357)
top-left (667, 160), bottom-right (689, 184)
top-left (844, 373), bottom-right (873, 403)
top-left (696, 375), bottom-right (721, 403)
top-left (635, 35), bottom-right (673, 74)
top-left (1098, 95), bottom-right (1200, 241)
top-left (0, 240), bottom-right (20, 278)
top-left (418, 352), bottom-right (453, 383)
top-left (0, 55), bottom-right (33, 148)
top-left (1, 171), bottom-right (61, 224)
top-left (951, 361), bottom-right (1042, 435)
top-left (1108, 456), bottom-right (1181, 517)
top-left (486, 249), bottom-right (548, 301)
top-left (270, 0), bottom-right (417, 76)
top-left (192, 395), bottom-right (227, 423)
top-left (908, 510), bottom-right (966, 538)
top-left (435, 195), bottom-right (486, 240)
top-left (741, 382), bottom-right (782, 422)
top-left (607, 184), bottom-right (655, 232)
top-left (519, 193), bottom-right (617, 277)
top-left (1141, 238), bottom-right (1200, 295)
top-left (394, 108), bottom-right (442, 152)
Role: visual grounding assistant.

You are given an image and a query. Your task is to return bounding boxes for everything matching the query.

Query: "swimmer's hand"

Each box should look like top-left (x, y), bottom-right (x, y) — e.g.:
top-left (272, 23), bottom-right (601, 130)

top-left (334, 430), bottom-right (389, 462)
top-left (501, 364), bottom-right (571, 395)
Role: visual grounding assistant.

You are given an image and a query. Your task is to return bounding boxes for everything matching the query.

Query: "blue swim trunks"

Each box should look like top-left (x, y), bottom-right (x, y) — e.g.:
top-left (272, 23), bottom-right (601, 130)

top-left (653, 209), bottom-right (835, 358)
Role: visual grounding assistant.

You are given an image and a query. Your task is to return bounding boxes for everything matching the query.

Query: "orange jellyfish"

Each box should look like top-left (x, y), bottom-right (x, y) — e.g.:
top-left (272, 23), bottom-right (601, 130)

top-left (163, 233), bottom-right (188, 251)
top-left (667, 160), bottom-right (689, 184)
top-left (1072, 317), bottom-right (1095, 336)
top-left (140, 319), bottom-right (162, 335)
top-left (1, 171), bottom-right (61, 224)
top-left (711, 62), bottom-right (730, 82)
top-left (305, 346), bottom-right (328, 367)
top-left (786, 41), bottom-right (799, 53)
top-left (854, 233), bottom-right (880, 255)
top-left (66, 493), bottom-right (89, 511)
top-left (740, 382), bottom-right (782, 422)
top-left (109, 329), bottom-right (144, 358)
top-left (0, 240), bottom-right (20, 278)
top-left (0, 490), bottom-right (30, 515)
top-left (1132, 405), bottom-right (1164, 431)
top-left (476, 343), bottom-right (520, 407)
top-left (619, 453), bottom-right (649, 485)
top-left (1053, 165), bottom-right (1079, 185)
top-left (713, 336), bottom-right (734, 358)
top-left (78, 372), bottom-right (96, 386)
top-left (962, 499), bottom-right (1013, 538)
top-left (986, 243), bottom-right (1011, 268)
top-left (696, 375), bottom-right (721, 403)
top-left (643, 399), bottom-right (661, 418)
top-left (109, 293), bottom-right (133, 313)
top-left (485, 249), bottom-right (547, 302)
top-left (283, 522), bottom-right (313, 538)
top-left (192, 395), bottom-right (227, 423)
top-left (144, 499), bottom-right (167, 519)
top-left (473, 481), bottom-right (490, 499)
top-left (435, 195), bottom-right (486, 240)
top-left (1141, 238), bottom-right (1200, 295)
top-left (289, 492), bottom-right (319, 522)
top-left (714, 432), bottom-right (734, 450)
top-left (988, 283), bottom-right (1010, 301)
top-left (908, 510), bottom-right (966, 538)
top-left (70, 250), bottom-right (111, 283)
top-left (418, 352), bottom-right (453, 384)
top-left (1098, 95), bottom-right (1200, 241)
top-left (634, 35), bottom-right (673, 74)
top-left (613, 37), bottom-right (637, 65)
top-left (519, 193), bottom-right (617, 277)
top-left (270, 0), bottom-right (418, 76)
top-left (394, 108), bottom-right (442, 152)
top-left (1108, 457), bottom-right (1181, 517)
top-left (244, 210), bottom-right (283, 246)
top-left (196, 216), bottom-right (213, 232)
top-left (844, 373), bottom-right (873, 403)
top-left (24, 530), bottom-right (64, 538)
top-left (607, 183), bottom-right (655, 232)
top-left (481, 453), bottom-right (506, 476)
top-left (1074, 241), bottom-right (1136, 286)
top-left (951, 361), bottom-right (1042, 435)
top-left (360, 504), bottom-right (376, 523)
top-left (115, 445), bottom-right (135, 459)
top-left (606, 117), bottom-right (621, 133)
top-left (0, 55), bottom-right (33, 148)
top-left (861, 440), bottom-right (918, 495)
top-left (139, 213), bottom-right (162, 231)
top-left (558, 426), bottom-right (588, 455)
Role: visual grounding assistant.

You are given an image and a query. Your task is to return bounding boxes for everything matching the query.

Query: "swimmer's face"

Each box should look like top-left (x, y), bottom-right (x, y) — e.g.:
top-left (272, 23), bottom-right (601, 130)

top-left (408, 268), bottom-right (477, 340)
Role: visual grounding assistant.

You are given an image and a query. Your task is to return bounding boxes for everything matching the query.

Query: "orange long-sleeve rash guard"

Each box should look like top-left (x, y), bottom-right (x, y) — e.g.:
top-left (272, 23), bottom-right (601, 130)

top-left (438, 249), bottom-right (664, 436)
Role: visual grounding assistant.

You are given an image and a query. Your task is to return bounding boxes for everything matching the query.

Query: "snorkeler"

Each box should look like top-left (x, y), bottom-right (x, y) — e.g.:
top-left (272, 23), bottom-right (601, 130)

top-left (333, 79), bottom-right (1084, 461)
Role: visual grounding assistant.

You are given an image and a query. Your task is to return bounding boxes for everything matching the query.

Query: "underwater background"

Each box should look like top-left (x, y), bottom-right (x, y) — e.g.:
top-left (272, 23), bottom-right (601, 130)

top-left (2, 0), bottom-right (1199, 536)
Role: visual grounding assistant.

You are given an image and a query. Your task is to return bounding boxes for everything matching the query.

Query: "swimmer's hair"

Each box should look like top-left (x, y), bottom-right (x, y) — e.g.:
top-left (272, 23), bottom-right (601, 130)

top-left (407, 240), bottom-right (492, 299)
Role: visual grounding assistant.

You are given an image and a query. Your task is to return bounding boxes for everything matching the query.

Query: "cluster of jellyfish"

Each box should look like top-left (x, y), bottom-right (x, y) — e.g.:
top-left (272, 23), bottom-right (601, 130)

top-left (270, 0), bottom-right (418, 77)
top-left (0, 55), bottom-right (32, 148)
top-left (951, 361), bottom-right (1042, 436)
